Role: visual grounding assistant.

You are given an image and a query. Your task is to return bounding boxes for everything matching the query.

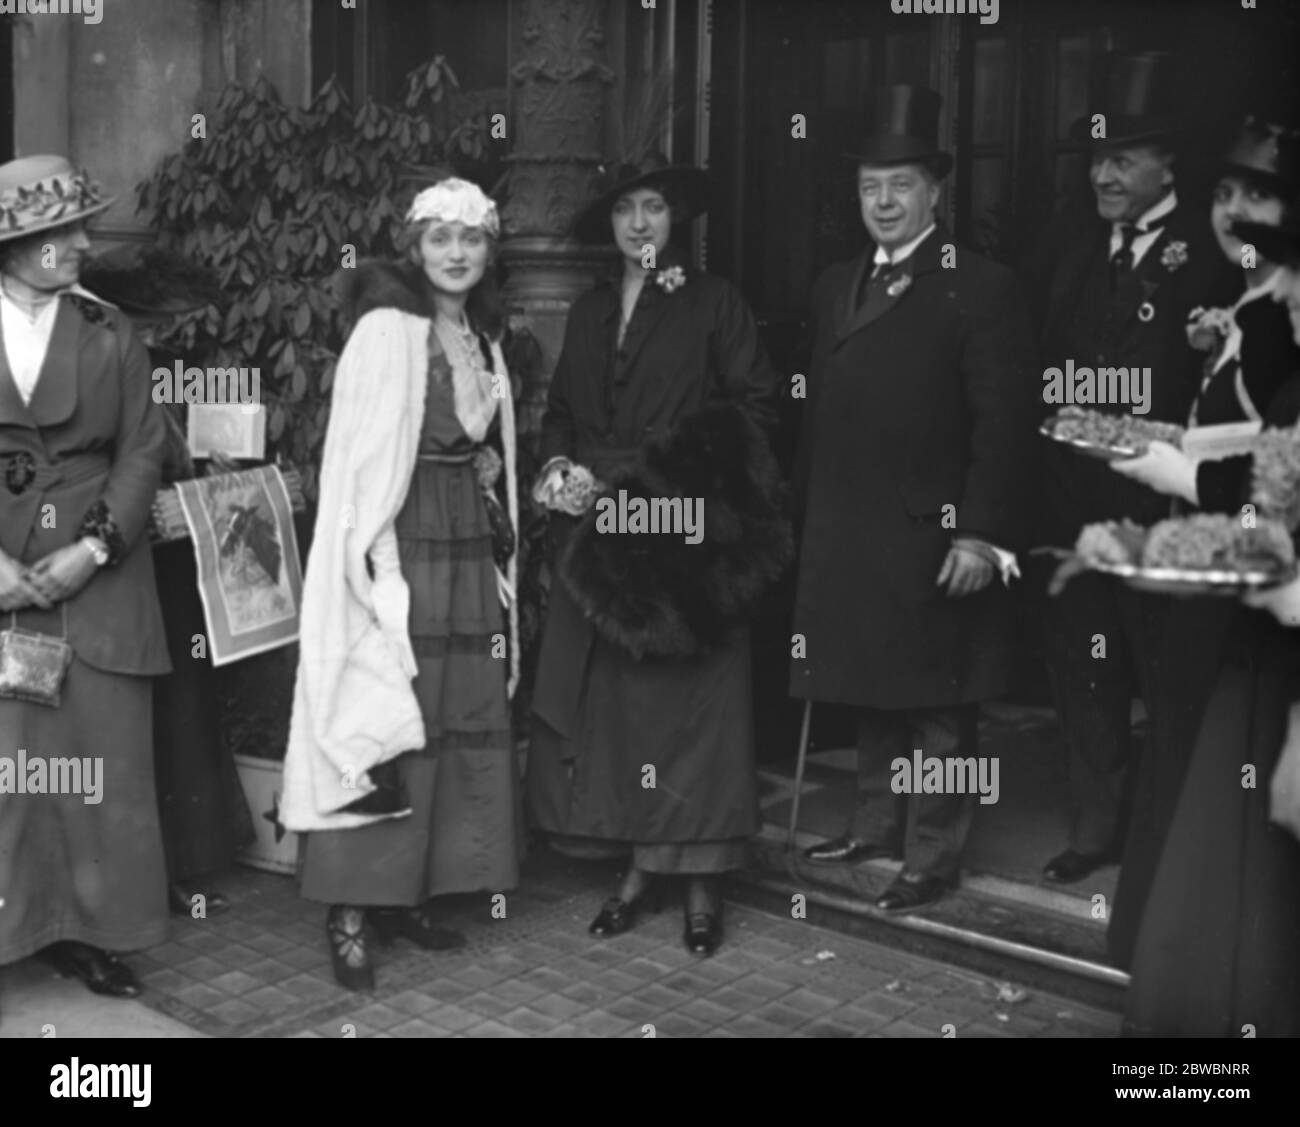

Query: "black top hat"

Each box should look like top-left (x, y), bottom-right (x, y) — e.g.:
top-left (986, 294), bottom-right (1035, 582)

top-left (1218, 117), bottom-right (1300, 198)
top-left (572, 152), bottom-right (712, 245)
top-left (1075, 52), bottom-right (1183, 148)
top-left (844, 85), bottom-right (953, 179)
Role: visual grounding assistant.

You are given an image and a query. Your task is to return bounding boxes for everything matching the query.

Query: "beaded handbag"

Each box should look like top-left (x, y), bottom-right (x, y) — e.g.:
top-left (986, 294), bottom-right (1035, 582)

top-left (0, 605), bottom-right (74, 708)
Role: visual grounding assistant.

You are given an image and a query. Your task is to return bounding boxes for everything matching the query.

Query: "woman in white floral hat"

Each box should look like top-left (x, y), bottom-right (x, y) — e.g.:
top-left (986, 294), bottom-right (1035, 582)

top-left (0, 156), bottom-right (173, 1001)
top-left (527, 153), bottom-right (787, 957)
top-left (282, 175), bottom-right (522, 991)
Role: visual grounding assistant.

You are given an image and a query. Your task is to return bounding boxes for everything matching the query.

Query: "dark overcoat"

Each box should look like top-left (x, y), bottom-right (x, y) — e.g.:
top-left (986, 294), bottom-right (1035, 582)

top-left (789, 227), bottom-right (1036, 710)
top-left (527, 253), bottom-right (779, 842)
top-left (0, 294), bottom-right (170, 674)
top-left (1024, 200), bottom-right (1233, 544)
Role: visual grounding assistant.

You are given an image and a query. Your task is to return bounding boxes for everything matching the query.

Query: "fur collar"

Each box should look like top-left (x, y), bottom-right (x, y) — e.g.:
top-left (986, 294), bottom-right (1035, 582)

top-left (339, 259), bottom-right (436, 323)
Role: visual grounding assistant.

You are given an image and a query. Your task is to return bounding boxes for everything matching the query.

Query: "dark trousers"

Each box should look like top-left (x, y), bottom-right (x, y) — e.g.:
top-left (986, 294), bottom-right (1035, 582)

top-left (849, 704), bottom-right (979, 882)
top-left (1041, 572), bottom-right (1166, 856)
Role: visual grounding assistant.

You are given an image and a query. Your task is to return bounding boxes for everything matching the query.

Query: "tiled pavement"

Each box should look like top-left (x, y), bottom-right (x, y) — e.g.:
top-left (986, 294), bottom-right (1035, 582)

top-left (71, 850), bottom-right (1120, 1038)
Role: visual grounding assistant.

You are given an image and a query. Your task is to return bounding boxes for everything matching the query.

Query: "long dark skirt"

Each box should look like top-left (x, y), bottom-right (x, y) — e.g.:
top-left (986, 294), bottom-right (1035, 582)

top-left (152, 539), bottom-right (254, 883)
top-left (1125, 650), bottom-right (1300, 1036)
top-left (0, 658), bottom-right (168, 963)
top-left (299, 457), bottom-right (523, 905)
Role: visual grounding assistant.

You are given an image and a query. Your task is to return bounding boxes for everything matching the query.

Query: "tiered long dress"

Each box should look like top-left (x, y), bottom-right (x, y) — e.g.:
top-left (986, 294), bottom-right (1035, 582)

top-left (299, 330), bottom-right (522, 904)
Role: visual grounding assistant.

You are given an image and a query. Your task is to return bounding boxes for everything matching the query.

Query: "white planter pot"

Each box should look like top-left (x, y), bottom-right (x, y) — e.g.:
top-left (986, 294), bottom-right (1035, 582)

top-left (232, 753), bottom-right (300, 874)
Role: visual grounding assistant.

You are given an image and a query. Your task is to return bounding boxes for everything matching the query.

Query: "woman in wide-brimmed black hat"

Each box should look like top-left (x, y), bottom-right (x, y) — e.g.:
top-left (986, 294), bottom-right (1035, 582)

top-left (1119, 192), bottom-right (1300, 1036)
top-left (526, 152), bottom-right (787, 956)
top-left (1104, 117), bottom-right (1300, 973)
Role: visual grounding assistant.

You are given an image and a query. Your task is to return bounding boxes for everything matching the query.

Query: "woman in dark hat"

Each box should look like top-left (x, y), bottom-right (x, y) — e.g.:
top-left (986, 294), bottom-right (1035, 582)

top-left (1121, 199), bottom-right (1300, 1036)
top-left (0, 156), bottom-right (172, 1000)
top-left (526, 153), bottom-right (785, 955)
top-left (1106, 117), bottom-right (1300, 970)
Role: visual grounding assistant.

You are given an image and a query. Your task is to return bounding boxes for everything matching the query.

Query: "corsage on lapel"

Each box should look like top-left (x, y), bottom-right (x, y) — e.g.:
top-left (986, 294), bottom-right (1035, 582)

top-left (655, 265), bottom-right (687, 294)
top-left (1160, 240), bottom-right (1189, 272)
top-left (67, 292), bottom-right (111, 328)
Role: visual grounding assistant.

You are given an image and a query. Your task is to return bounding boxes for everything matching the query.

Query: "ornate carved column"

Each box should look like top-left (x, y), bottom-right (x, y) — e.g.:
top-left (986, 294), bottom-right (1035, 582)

top-left (501, 0), bottom-right (617, 439)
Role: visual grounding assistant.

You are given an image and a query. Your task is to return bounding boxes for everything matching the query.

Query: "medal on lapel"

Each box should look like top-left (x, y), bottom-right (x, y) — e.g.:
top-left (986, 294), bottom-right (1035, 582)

top-left (4, 452), bottom-right (36, 496)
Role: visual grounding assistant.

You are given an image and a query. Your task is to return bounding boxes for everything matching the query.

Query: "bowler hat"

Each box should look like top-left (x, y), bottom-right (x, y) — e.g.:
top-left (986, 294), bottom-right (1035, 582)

top-left (844, 85), bottom-right (953, 179)
top-left (1074, 53), bottom-right (1183, 148)
top-left (572, 152), bottom-right (712, 245)
top-left (1218, 117), bottom-right (1300, 198)
top-left (0, 155), bottom-right (114, 243)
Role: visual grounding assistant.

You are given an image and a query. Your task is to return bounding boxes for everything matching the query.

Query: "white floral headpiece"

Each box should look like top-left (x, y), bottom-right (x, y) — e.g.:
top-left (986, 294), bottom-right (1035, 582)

top-left (406, 179), bottom-right (500, 238)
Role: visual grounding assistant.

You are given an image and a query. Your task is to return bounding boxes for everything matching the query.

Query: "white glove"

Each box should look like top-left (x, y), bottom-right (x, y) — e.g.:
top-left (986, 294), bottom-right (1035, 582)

top-left (368, 525), bottom-right (418, 680)
top-left (532, 457), bottom-right (573, 508)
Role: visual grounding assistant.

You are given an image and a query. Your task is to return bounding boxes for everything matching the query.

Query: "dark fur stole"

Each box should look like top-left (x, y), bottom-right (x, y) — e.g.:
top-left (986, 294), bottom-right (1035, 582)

top-left (559, 404), bottom-right (793, 661)
top-left (338, 258), bottom-right (435, 323)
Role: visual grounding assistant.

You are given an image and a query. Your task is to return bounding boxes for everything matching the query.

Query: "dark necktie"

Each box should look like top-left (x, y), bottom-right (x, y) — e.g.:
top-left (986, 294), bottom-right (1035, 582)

top-left (1109, 223), bottom-right (1138, 291)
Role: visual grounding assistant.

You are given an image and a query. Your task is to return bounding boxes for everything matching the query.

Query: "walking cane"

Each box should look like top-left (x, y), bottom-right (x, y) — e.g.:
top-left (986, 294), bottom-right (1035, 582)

top-left (786, 700), bottom-right (813, 850)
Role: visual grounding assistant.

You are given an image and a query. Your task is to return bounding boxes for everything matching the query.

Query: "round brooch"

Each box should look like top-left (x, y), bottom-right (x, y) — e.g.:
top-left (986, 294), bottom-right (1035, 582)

top-left (1137, 301), bottom-right (1156, 323)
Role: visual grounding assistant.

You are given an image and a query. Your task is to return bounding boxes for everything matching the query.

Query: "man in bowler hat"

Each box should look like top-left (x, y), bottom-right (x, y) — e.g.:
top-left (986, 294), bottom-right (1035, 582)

top-left (1024, 53), bottom-right (1230, 887)
top-left (791, 86), bottom-right (1035, 912)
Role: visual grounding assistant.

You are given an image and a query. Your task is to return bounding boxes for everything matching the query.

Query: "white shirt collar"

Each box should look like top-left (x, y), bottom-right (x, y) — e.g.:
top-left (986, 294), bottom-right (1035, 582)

top-left (1116, 190), bottom-right (1177, 237)
top-left (874, 223), bottom-right (937, 268)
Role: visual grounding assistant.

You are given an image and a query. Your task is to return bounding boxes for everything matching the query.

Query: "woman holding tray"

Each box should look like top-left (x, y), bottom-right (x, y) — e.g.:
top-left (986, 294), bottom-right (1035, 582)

top-left (282, 176), bottom-right (522, 991)
top-left (0, 156), bottom-right (172, 999)
top-left (1105, 117), bottom-right (1300, 970)
top-left (525, 153), bottom-right (785, 956)
top-left (1121, 205), bottom-right (1300, 1036)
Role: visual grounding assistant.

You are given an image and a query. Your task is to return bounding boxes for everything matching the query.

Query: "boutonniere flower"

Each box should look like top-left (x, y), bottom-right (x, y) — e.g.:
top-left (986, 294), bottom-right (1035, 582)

top-left (655, 265), bottom-right (687, 294)
top-left (1161, 240), bottom-right (1189, 272)
top-left (886, 275), bottom-right (912, 298)
top-left (1185, 305), bottom-right (1234, 352)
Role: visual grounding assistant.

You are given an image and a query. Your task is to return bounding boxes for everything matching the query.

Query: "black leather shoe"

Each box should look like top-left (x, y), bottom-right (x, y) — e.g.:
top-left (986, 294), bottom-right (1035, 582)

top-left (326, 905), bottom-right (375, 991)
top-left (874, 875), bottom-right (949, 914)
top-left (41, 941), bottom-right (142, 998)
top-left (1042, 849), bottom-right (1116, 884)
top-left (803, 835), bottom-right (901, 864)
top-left (684, 912), bottom-right (722, 956)
top-left (370, 905), bottom-right (466, 951)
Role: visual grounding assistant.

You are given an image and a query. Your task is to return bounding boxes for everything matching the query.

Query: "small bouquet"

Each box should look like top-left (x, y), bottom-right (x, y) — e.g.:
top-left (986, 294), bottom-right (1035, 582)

top-left (1185, 305), bottom-right (1234, 352)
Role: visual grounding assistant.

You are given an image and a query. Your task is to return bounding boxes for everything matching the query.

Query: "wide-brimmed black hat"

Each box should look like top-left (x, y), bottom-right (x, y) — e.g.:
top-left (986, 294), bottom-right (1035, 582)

top-left (1073, 52), bottom-right (1183, 148)
top-left (572, 152), bottom-right (712, 244)
top-left (1218, 117), bottom-right (1300, 198)
top-left (1234, 206), bottom-right (1300, 267)
top-left (844, 85), bottom-right (953, 179)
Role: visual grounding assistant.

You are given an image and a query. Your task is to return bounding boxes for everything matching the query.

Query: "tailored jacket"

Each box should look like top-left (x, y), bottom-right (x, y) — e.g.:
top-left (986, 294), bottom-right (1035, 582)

top-left (789, 226), bottom-right (1036, 710)
top-left (0, 294), bottom-right (171, 675)
top-left (1024, 199), bottom-right (1233, 543)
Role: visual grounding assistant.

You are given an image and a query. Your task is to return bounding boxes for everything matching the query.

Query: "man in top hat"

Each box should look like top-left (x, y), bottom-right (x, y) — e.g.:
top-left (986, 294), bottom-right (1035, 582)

top-left (791, 85), bottom-right (1035, 913)
top-left (1024, 54), bottom-right (1232, 887)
